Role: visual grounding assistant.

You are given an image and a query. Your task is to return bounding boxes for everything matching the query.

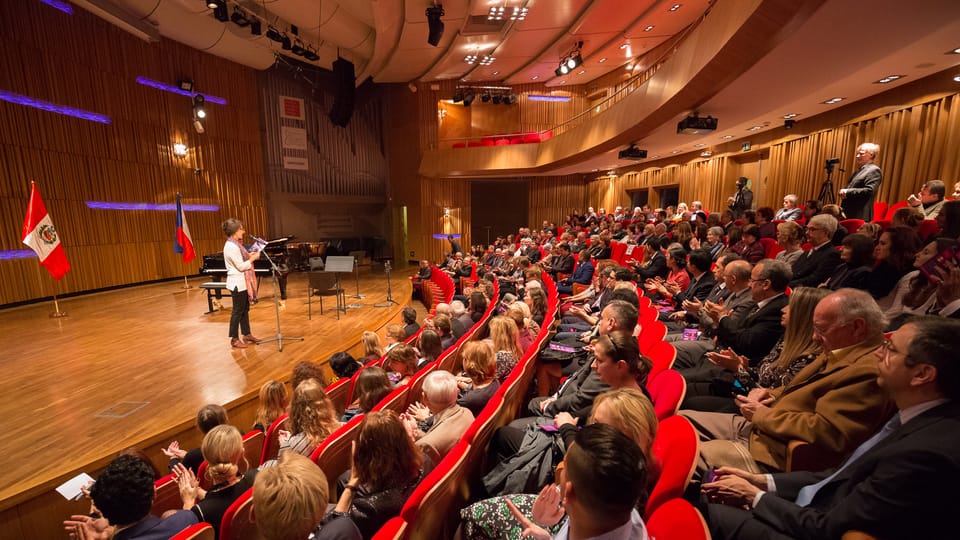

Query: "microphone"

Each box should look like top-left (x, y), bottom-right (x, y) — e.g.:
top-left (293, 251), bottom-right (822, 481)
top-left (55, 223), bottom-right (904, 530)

top-left (249, 234), bottom-right (268, 244)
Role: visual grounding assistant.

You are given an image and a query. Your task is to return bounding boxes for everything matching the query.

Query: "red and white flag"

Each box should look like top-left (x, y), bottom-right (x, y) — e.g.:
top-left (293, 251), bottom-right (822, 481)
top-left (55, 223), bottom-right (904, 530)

top-left (22, 183), bottom-right (71, 280)
top-left (174, 193), bottom-right (196, 263)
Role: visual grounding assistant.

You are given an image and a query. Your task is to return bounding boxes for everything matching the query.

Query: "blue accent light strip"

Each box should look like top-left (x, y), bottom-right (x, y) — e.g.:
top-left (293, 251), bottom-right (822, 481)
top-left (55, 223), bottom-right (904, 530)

top-left (39, 0), bottom-right (73, 14)
top-left (432, 234), bottom-right (461, 239)
top-left (135, 77), bottom-right (228, 105)
top-left (527, 95), bottom-right (572, 102)
top-left (0, 90), bottom-right (111, 124)
top-left (85, 201), bottom-right (221, 212)
top-left (0, 250), bottom-right (38, 261)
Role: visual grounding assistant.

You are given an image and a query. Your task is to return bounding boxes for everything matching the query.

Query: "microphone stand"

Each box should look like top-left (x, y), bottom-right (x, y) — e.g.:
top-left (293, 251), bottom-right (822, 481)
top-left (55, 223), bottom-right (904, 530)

top-left (374, 260), bottom-right (400, 308)
top-left (252, 236), bottom-right (303, 352)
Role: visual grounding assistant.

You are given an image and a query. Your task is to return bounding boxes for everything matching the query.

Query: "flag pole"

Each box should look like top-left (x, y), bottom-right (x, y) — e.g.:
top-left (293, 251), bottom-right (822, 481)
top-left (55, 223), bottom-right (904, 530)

top-left (49, 278), bottom-right (67, 318)
top-left (182, 273), bottom-right (192, 289)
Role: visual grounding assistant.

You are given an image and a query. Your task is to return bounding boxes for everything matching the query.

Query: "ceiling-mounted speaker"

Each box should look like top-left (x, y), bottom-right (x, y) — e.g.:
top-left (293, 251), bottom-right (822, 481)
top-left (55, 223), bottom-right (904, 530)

top-left (426, 5), bottom-right (445, 46)
top-left (329, 57), bottom-right (355, 128)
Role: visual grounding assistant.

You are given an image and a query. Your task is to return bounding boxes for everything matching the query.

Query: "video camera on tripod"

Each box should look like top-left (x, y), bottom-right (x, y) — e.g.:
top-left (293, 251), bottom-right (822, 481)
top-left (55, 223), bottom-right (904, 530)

top-left (818, 157), bottom-right (843, 205)
top-left (824, 157), bottom-right (841, 173)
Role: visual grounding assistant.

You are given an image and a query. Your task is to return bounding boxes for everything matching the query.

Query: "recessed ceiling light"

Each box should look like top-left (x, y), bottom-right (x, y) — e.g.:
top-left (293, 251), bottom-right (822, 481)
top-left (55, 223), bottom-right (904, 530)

top-left (644, 25), bottom-right (655, 32)
top-left (559, 80), bottom-right (566, 84)
top-left (954, 75), bottom-right (960, 82)
top-left (578, 70), bottom-right (585, 75)
top-left (874, 74), bottom-right (905, 84)
top-left (669, 3), bottom-right (682, 11)
top-left (782, 113), bottom-right (798, 119)
top-left (821, 97), bottom-right (845, 104)
top-left (479, 55), bottom-right (496, 66)
top-left (948, 47), bottom-right (960, 54)
top-left (720, 135), bottom-right (734, 139)
top-left (599, 57), bottom-right (607, 63)
top-left (592, 169), bottom-right (599, 172)
top-left (464, 54), bottom-right (478, 64)
top-left (700, 150), bottom-right (713, 157)
top-left (671, 149), bottom-right (681, 154)
top-left (492, 70), bottom-right (500, 75)
top-left (650, 155), bottom-right (659, 159)
top-left (619, 43), bottom-right (629, 49)
top-left (693, 143), bottom-right (705, 148)
top-left (531, 75), bottom-right (539, 80)
top-left (746, 125), bottom-right (763, 131)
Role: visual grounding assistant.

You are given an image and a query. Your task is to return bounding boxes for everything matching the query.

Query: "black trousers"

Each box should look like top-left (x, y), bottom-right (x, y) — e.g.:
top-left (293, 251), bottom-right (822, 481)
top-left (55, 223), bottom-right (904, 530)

top-left (229, 287), bottom-right (251, 338)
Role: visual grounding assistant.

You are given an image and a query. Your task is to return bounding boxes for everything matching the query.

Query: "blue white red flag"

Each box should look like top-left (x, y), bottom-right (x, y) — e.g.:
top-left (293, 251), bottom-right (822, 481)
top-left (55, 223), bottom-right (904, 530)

top-left (174, 193), bottom-right (195, 263)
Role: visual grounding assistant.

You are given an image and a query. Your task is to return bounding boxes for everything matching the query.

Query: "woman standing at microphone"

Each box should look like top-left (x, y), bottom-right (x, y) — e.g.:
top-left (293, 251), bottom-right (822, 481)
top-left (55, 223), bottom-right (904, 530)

top-left (223, 218), bottom-right (261, 349)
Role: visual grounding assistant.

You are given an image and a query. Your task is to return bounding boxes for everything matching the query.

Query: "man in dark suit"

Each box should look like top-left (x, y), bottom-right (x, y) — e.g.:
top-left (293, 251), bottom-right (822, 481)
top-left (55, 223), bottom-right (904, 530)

top-left (728, 177), bottom-right (754, 219)
top-left (712, 259), bottom-right (790, 366)
top-left (634, 240), bottom-right (669, 281)
top-left (543, 242), bottom-right (575, 279)
top-left (790, 214), bottom-right (841, 287)
top-left (703, 316), bottom-right (960, 540)
top-left (839, 142), bottom-right (882, 221)
top-left (661, 249), bottom-right (715, 323)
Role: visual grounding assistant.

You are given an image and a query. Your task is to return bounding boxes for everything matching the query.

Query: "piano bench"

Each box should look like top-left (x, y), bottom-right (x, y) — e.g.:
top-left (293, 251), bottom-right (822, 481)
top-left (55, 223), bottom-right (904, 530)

top-left (200, 282), bottom-right (229, 314)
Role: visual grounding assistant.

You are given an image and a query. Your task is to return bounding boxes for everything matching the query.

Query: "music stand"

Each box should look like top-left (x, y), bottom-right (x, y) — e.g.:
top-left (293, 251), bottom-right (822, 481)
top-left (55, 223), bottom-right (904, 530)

top-left (348, 250), bottom-right (366, 299)
top-left (324, 256), bottom-right (354, 320)
top-left (257, 247), bottom-right (304, 352)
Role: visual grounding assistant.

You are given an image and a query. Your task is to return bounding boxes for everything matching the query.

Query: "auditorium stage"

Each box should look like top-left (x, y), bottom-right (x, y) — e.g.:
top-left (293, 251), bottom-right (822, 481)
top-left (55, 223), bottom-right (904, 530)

top-left (0, 266), bottom-right (417, 531)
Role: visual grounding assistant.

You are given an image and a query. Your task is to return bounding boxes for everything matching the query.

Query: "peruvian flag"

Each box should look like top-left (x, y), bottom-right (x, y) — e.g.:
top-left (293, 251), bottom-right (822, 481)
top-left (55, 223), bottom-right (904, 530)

top-left (174, 193), bottom-right (196, 263)
top-left (21, 183), bottom-right (71, 280)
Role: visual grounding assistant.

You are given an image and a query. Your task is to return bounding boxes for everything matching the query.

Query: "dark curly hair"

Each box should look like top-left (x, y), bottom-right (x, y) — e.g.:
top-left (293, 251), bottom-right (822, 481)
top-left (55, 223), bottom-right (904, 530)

top-left (89, 455), bottom-right (155, 526)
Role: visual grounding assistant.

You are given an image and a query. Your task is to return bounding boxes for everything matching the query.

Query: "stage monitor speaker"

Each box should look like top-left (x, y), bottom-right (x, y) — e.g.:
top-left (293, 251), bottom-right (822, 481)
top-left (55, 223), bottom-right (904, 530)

top-left (329, 57), bottom-right (355, 128)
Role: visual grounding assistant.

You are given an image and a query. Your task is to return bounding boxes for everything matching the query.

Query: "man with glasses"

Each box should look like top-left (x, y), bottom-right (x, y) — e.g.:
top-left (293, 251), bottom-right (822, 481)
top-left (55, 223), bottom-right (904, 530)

top-left (790, 214), bottom-right (841, 287)
top-left (702, 316), bottom-right (960, 539)
top-left (681, 288), bottom-right (893, 475)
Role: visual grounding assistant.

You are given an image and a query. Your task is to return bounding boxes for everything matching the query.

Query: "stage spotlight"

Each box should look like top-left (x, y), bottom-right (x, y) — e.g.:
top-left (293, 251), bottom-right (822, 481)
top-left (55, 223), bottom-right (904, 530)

top-left (426, 5), bottom-right (445, 46)
top-left (281, 35), bottom-right (292, 50)
top-left (504, 94), bottom-right (517, 105)
top-left (452, 91), bottom-right (463, 103)
top-left (492, 95), bottom-right (502, 105)
top-left (304, 46), bottom-right (319, 61)
top-left (212, 1), bottom-right (228, 22)
top-left (463, 91), bottom-right (476, 106)
top-left (481, 93), bottom-right (491, 103)
top-left (250, 19), bottom-right (262, 35)
top-left (291, 39), bottom-right (306, 56)
top-left (230, 7), bottom-right (249, 27)
top-left (193, 94), bottom-right (206, 119)
top-left (266, 26), bottom-right (283, 42)
top-left (193, 117), bottom-right (205, 134)
top-left (206, 0), bottom-right (219, 9)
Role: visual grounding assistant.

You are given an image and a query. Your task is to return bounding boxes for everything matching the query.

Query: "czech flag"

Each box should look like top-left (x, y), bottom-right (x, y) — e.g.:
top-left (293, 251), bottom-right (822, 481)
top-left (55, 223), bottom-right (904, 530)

top-left (22, 182), bottom-right (71, 280)
top-left (174, 193), bottom-right (196, 263)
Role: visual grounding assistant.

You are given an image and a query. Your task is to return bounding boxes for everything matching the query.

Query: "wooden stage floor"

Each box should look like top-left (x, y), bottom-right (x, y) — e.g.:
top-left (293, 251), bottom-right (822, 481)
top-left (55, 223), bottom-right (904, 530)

top-left (0, 266), bottom-right (416, 513)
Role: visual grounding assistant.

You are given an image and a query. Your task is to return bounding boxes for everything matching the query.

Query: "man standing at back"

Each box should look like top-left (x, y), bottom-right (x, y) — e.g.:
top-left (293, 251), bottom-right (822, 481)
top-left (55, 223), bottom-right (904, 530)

top-left (839, 142), bottom-right (882, 221)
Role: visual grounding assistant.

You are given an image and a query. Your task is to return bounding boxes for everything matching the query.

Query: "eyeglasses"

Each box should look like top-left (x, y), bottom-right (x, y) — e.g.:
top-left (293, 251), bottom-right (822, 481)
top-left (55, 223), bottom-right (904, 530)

top-left (748, 277), bottom-right (768, 284)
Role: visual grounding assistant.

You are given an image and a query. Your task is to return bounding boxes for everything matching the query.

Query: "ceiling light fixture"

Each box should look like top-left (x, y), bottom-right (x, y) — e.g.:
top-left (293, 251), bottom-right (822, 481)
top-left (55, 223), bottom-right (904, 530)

top-left (230, 7), bottom-right (249, 27)
top-left (874, 74), bottom-right (905, 84)
top-left (555, 42), bottom-right (584, 77)
top-left (192, 94), bottom-right (206, 119)
top-left (693, 143), bottom-right (705, 148)
top-left (462, 91), bottom-right (476, 107)
top-left (700, 150), bottom-right (713, 157)
top-left (782, 113), bottom-right (798, 119)
top-left (669, 3), bottom-right (682, 11)
top-left (479, 55), bottom-right (496, 66)
top-left (206, 0), bottom-right (219, 9)
top-left (487, 6), bottom-right (505, 20)
top-left (211, 0), bottom-right (228, 22)
top-left (720, 135), bottom-right (734, 139)
top-left (291, 39), bottom-right (307, 56)
top-left (531, 75), bottom-right (539, 80)
top-left (746, 125), bottom-right (763, 131)
top-left (947, 47), bottom-right (960, 54)
top-left (250, 18), bottom-right (261, 35)
top-left (173, 143), bottom-right (188, 157)
top-left (464, 53), bottom-right (478, 64)
top-left (492, 71), bottom-right (500, 76)
top-left (671, 149), bottom-right (681, 154)
top-left (954, 75), bottom-right (960, 82)
top-left (510, 6), bottom-right (528, 20)
top-left (599, 57), bottom-right (607, 63)
top-left (303, 46), bottom-right (319, 62)
top-left (644, 25), bottom-right (654, 32)
top-left (265, 26), bottom-right (283, 42)
top-left (821, 97), bottom-right (845, 104)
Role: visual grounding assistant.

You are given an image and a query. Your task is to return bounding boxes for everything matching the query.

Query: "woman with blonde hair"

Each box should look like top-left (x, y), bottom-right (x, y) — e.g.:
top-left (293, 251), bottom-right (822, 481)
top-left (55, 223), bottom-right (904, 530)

top-left (681, 286), bottom-right (831, 412)
top-left (361, 330), bottom-right (385, 363)
top-left (775, 221), bottom-right (804, 266)
top-left (486, 316), bottom-right (522, 382)
top-left (175, 425), bottom-right (255, 539)
top-left (254, 380), bottom-right (288, 432)
top-left (459, 387), bottom-right (657, 540)
top-left (456, 341), bottom-right (500, 416)
top-left (279, 379), bottom-right (340, 457)
top-left (326, 411), bottom-right (424, 538)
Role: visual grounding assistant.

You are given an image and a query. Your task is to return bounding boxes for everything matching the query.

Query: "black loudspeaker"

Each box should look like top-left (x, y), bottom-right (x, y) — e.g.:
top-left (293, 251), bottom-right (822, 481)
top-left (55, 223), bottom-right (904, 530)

top-left (426, 5), bottom-right (444, 46)
top-left (329, 57), bottom-right (355, 128)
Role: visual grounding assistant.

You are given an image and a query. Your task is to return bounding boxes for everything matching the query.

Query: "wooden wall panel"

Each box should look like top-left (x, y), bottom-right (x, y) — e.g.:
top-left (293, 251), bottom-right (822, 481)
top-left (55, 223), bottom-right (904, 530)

top-left (418, 178), bottom-right (471, 264)
top-left (0, 1), bottom-right (265, 306)
top-left (529, 176), bottom-right (588, 227)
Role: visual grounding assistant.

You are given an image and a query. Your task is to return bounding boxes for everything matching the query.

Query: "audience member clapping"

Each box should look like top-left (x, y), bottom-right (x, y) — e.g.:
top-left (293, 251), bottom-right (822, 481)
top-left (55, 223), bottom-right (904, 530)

top-left (162, 404), bottom-right (228, 474)
top-left (456, 341), bottom-right (501, 417)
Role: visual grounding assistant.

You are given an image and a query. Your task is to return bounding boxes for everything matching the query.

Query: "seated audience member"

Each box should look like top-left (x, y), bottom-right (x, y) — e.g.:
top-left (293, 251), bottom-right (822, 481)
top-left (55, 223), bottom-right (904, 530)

top-left (508, 424), bottom-right (651, 540)
top-left (645, 248), bottom-right (691, 300)
top-left (433, 314), bottom-right (457, 350)
top-left (801, 199), bottom-right (821, 223)
top-left (467, 291), bottom-right (489, 323)
top-left (525, 287), bottom-right (548, 327)
top-left (856, 221), bottom-right (882, 242)
top-left (729, 225), bottom-right (765, 264)
top-left (774, 221), bottom-right (804, 266)
top-left (822, 233), bottom-right (875, 290)
top-left (890, 204), bottom-right (925, 235)
top-left (906, 178), bottom-right (947, 219)
top-left (819, 204), bottom-right (848, 245)
top-left (253, 452), bottom-right (361, 540)
top-left (542, 242), bottom-right (575, 279)
top-left (329, 411), bottom-right (425, 539)
top-left (411, 260), bottom-right (432, 298)
top-left (416, 328), bottom-right (443, 368)
top-left (162, 404), bottom-right (228, 474)
top-left (279, 379), bottom-right (340, 458)
top-left (360, 331), bottom-right (385, 364)
top-left (667, 254), bottom-right (739, 332)
top-left (462, 388), bottom-right (657, 539)
top-left (456, 341), bottom-right (501, 417)
top-left (755, 207), bottom-right (777, 239)
top-left (63, 455), bottom-right (198, 540)
top-left (633, 241), bottom-right (669, 281)
top-left (703, 316), bottom-right (960, 540)
top-left (385, 342), bottom-right (419, 386)
top-left (342, 367), bottom-right (393, 422)
top-left (936, 198), bottom-right (960, 239)
top-left (174, 425), bottom-right (256, 539)
top-left (882, 237), bottom-right (956, 321)
top-left (383, 324), bottom-right (406, 352)
top-left (450, 300), bottom-right (473, 337)
top-left (700, 226), bottom-right (727, 260)
top-left (401, 306), bottom-right (420, 338)
top-left (682, 289), bottom-right (894, 474)
top-left (662, 249), bottom-right (716, 315)
top-left (673, 221), bottom-right (695, 252)
top-left (506, 303), bottom-right (539, 351)
top-left (681, 287), bottom-right (830, 413)
top-left (775, 194), bottom-right (802, 221)
top-left (557, 250), bottom-right (594, 295)
top-left (402, 371), bottom-right (476, 465)
top-left (675, 260), bottom-right (788, 371)
top-left (869, 226), bottom-right (922, 304)
top-left (329, 351), bottom-right (362, 381)
top-left (486, 315), bottom-right (523, 382)
top-left (790, 214), bottom-right (841, 287)
top-left (254, 380), bottom-right (288, 432)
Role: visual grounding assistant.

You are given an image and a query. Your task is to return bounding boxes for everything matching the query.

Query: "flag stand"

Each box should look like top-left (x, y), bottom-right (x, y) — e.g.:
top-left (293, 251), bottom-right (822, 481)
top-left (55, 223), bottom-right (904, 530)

top-left (182, 274), bottom-right (192, 289)
top-left (49, 290), bottom-right (67, 318)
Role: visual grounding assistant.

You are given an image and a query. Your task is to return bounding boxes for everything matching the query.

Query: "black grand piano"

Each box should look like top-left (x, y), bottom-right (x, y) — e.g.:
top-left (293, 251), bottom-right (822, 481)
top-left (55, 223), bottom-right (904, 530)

top-left (198, 238), bottom-right (290, 312)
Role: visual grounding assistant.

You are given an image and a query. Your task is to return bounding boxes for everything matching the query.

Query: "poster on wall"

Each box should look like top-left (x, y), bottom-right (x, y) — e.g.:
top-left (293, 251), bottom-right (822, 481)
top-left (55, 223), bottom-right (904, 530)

top-left (279, 96), bottom-right (305, 120)
top-left (280, 96), bottom-right (308, 170)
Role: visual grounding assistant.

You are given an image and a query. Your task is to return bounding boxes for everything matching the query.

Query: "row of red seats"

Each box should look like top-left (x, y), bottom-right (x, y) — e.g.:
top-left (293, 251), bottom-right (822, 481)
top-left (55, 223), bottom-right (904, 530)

top-left (451, 130), bottom-right (554, 148)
